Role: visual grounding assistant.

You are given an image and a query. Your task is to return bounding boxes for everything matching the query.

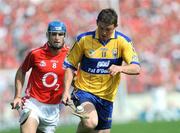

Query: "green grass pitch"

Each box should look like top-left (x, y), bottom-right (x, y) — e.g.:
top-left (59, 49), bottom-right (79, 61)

top-left (1, 121), bottom-right (180, 133)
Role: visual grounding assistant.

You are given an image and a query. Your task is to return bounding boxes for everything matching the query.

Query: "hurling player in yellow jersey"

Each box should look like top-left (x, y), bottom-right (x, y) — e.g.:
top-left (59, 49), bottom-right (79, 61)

top-left (62, 8), bottom-right (141, 133)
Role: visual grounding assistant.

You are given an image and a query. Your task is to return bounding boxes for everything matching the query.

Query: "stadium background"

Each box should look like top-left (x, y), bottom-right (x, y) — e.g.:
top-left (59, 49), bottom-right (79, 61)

top-left (0, 0), bottom-right (179, 132)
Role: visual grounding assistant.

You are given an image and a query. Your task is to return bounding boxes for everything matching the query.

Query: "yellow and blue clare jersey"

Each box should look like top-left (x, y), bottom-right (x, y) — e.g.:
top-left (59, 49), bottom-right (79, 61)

top-left (63, 29), bottom-right (140, 102)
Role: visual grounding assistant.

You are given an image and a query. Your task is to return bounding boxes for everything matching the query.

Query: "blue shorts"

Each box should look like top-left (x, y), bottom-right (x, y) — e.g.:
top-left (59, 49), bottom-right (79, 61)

top-left (71, 89), bottom-right (113, 130)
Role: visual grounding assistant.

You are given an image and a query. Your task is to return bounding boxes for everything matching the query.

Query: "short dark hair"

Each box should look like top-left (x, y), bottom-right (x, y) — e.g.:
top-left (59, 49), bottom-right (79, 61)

top-left (97, 8), bottom-right (118, 26)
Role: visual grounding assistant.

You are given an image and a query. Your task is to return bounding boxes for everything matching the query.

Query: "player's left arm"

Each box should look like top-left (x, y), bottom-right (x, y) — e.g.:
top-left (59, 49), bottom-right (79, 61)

top-left (109, 40), bottom-right (141, 76)
top-left (109, 63), bottom-right (140, 76)
top-left (11, 67), bottom-right (26, 109)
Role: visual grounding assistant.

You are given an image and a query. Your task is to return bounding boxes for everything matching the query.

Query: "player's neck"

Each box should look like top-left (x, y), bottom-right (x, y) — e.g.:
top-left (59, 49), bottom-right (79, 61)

top-left (47, 42), bottom-right (63, 55)
top-left (49, 48), bottom-right (62, 55)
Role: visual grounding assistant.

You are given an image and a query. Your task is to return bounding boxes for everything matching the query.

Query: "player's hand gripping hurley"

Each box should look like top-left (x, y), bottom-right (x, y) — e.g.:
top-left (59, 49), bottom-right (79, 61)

top-left (66, 101), bottom-right (89, 119)
top-left (10, 102), bottom-right (31, 124)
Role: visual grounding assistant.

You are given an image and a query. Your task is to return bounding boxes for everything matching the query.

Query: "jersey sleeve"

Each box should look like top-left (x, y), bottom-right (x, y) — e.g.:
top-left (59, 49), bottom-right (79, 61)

top-left (122, 40), bottom-right (140, 65)
top-left (20, 51), bottom-right (34, 73)
top-left (64, 39), bottom-right (84, 70)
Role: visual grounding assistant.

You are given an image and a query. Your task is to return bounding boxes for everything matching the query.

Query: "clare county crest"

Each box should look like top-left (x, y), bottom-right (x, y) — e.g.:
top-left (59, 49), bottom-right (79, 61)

top-left (89, 49), bottom-right (95, 56)
top-left (112, 49), bottom-right (118, 58)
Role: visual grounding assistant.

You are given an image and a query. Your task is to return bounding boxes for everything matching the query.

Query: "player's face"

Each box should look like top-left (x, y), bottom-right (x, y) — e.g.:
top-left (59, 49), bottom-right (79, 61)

top-left (48, 32), bottom-right (65, 50)
top-left (97, 21), bottom-right (116, 42)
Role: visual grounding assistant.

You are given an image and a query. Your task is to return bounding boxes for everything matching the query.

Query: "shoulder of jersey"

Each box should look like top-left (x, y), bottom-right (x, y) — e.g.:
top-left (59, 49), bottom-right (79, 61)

top-left (115, 31), bottom-right (131, 42)
top-left (29, 46), bottom-right (44, 54)
top-left (76, 31), bottom-right (95, 42)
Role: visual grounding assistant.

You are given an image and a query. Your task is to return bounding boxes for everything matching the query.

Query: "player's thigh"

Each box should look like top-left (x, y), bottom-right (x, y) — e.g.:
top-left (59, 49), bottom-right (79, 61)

top-left (38, 105), bottom-right (59, 133)
top-left (81, 102), bottom-right (98, 125)
top-left (20, 116), bottom-right (39, 133)
top-left (82, 101), bottom-right (97, 116)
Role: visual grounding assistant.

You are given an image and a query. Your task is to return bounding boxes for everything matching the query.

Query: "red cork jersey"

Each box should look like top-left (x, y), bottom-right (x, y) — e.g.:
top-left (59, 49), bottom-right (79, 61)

top-left (21, 43), bottom-right (68, 104)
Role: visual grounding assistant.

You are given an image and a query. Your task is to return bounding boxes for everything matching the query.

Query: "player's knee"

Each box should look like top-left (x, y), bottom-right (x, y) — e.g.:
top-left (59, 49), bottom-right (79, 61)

top-left (83, 117), bottom-right (98, 129)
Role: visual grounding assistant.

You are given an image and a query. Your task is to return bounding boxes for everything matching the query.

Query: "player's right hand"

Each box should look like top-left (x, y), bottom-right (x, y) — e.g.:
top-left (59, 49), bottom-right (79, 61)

top-left (11, 97), bottom-right (22, 110)
top-left (61, 91), bottom-right (71, 105)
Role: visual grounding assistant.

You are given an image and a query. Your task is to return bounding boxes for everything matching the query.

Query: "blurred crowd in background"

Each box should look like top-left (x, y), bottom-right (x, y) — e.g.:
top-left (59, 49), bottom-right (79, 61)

top-left (0, 0), bottom-right (179, 127)
top-left (0, 0), bottom-right (179, 92)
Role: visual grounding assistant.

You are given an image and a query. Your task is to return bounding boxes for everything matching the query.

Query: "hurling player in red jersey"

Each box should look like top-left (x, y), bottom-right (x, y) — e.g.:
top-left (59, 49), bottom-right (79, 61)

top-left (11, 21), bottom-right (69, 133)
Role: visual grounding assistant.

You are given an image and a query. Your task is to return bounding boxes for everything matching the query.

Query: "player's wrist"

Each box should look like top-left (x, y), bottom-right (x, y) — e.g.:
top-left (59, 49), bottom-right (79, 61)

top-left (118, 66), bottom-right (123, 73)
top-left (14, 96), bottom-right (21, 99)
top-left (64, 89), bottom-right (70, 93)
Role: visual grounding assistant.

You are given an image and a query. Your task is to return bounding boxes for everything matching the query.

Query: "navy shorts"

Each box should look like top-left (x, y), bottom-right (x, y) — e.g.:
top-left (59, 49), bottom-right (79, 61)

top-left (71, 89), bottom-right (113, 130)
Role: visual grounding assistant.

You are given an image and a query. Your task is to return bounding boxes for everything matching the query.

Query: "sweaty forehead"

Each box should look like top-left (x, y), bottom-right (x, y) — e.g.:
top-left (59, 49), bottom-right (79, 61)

top-left (49, 31), bottom-right (64, 33)
top-left (98, 21), bottom-right (115, 29)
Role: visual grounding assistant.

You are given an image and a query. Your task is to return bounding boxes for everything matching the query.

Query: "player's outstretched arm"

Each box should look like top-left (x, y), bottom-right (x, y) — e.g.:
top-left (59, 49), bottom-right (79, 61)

top-left (61, 68), bottom-right (74, 105)
top-left (11, 67), bottom-right (26, 109)
top-left (108, 64), bottom-right (140, 76)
